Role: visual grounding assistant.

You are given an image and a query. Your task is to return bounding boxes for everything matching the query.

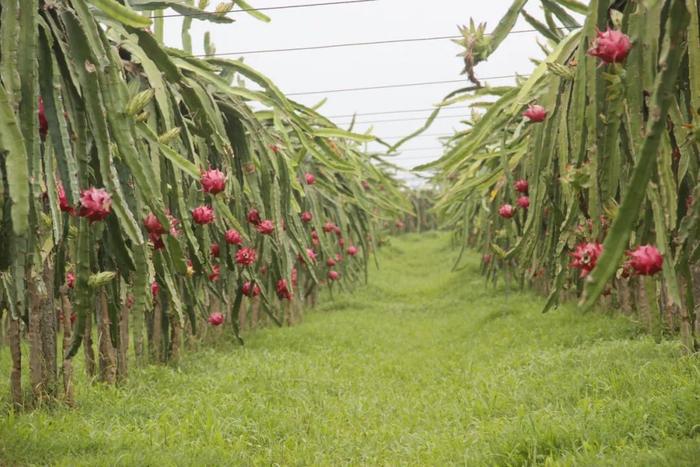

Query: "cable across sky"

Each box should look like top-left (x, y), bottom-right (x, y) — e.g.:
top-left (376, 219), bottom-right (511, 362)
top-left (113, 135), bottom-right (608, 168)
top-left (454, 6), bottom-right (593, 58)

top-left (152, 0), bottom-right (379, 19)
top-left (191, 27), bottom-right (580, 57)
top-left (287, 74), bottom-right (525, 96)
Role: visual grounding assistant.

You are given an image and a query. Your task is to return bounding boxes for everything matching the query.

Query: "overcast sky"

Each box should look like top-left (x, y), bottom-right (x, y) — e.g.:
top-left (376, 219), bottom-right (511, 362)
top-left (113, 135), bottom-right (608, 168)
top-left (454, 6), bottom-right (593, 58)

top-left (163, 0), bottom-right (559, 186)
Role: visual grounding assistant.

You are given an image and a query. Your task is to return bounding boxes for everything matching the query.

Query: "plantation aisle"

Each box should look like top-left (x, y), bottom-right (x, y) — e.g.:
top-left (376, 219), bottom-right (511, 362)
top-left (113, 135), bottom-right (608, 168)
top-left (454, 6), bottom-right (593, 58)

top-left (1, 233), bottom-right (699, 466)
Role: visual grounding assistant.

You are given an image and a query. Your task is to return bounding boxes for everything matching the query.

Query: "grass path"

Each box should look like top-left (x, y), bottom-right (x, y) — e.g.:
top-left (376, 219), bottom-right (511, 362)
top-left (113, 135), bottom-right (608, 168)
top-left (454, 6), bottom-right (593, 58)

top-left (1, 232), bottom-right (699, 465)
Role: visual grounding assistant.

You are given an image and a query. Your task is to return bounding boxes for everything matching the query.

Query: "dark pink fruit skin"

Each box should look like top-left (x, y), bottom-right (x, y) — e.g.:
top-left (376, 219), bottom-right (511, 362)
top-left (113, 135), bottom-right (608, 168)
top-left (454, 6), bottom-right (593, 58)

top-left (627, 245), bottom-right (663, 276)
top-left (57, 183), bottom-right (74, 214)
top-left (300, 211), bottom-right (313, 223)
top-left (151, 281), bottom-right (160, 299)
top-left (38, 97), bottom-right (48, 138)
top-left (144, 212), bottom-right (166, 235)
top-left (306, 248), bottom-right (317, 263)
top-left (569, 242), bottom-right (603, 278)
top-left (192, 205), bottom-right (215, 225)
top-left (66, 272), bottom-right (76, 289)
top-left (323, 222), bottom-right (336, 233)
top-left (247, 208), bottom-right (261, 225)
top-left (225, 229), bottom-right (242, 245)
top-left (328, 270), bottom-right (340, 281)
top-left (276, 279), bottom-right (292, 300)
top-left (523, 104), bottom-right (547, 122)
top-left (208, 312), bottom-right (224, 326)
top-left (326, 258), bottom-right (336, 267)
top-left (304, 173), bottom-right (315, 185)
top-left (149, 232), bottom-right (165, 250)
top-left (498, 204), bottom-right (516, 219)
top-left (588, 28), bottom-right (632, 64)
top-left (210, 243), bottom-right (220, 258)
top-left (242, 282), bottom-right (261, 297)
top-left (482, 254), bottom-right (492, 265)
top-left (208, 265), bottom-right (221, 282)
top-left (517, 196), bottom-right (530, 209)
top-left (78, 187), bottom-right (112, 222)
top-left (235, 247), bottom-right (257, 266)
top-left (168, 213), bottom-right (181, 237)
top-left (200, 168), bottom-right (226, 194)
top-left (347, 246), bottom-right (358, 257)
top-left (256, 220), bottom-right (275, 235)
top-left (514, 179), bottom-right (529, 194)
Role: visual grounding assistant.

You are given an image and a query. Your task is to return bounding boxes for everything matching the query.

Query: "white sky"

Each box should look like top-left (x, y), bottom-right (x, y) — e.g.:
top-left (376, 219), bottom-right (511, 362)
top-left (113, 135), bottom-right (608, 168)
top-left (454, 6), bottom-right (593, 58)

top-left (163, 0), bottom-right (559, 186)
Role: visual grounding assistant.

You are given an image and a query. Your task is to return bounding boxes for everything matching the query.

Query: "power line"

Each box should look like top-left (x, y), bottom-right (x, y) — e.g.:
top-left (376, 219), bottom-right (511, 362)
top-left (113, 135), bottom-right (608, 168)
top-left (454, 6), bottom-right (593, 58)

top-left (343, 114), bottom-right (467, 125)
top-left (380, 133), bottom-right (453, 139)
top-left (196, 34), bottom-right (458, 57)
top-left (191, 27), bottom-right (580, 57)
top-left (288, 73), bottom-right (523, 96)
top-left (385, 147), bottom-right (445, 153)
top-left (327, 106), bottom-right (469, 119)
top-left (153, 0), bottom-right (378, 19)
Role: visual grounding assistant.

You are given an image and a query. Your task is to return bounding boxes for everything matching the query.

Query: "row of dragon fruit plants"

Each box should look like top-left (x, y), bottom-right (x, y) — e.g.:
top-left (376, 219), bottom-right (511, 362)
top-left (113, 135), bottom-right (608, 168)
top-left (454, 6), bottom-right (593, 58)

top-left (417, 0), bottom-right (700, 350)
top-left (0, 0), bottom-right (411, 409)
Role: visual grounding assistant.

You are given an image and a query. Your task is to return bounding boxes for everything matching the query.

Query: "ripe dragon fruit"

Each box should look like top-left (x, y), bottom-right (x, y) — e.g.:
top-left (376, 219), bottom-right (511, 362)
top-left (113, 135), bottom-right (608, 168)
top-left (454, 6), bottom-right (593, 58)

top-left (523, 104), bottom-right (547, 123)
top-left (626, 245), bottom-right (663, 276)
top-left (57, 183), bottom-right (74, 214)
top-left (66, 272), bottom-right (76, 289)
top-left (256, 220), bottom-right (275, 235)
top-left (247, 208), bottom-right (261, 225)
top-left (78, 187), bottom-right (112, 222)
top-left (588, 28), bottom-right (632, 64)
top-left (516, 196), bottom-right (530, 209)
top-left (328, 270), bottom-right (340, 281)
top-left (208, 265), bottom-right (221, 282)
top-left (144, 212), bottom-right (166, 235)
top-left (200, 168), bottom-right (226, 195)
top-left (192, 205), bottom-right (215, 225)
top-left (300, 211), bottom-right (313, 223)
top-left (208, 312), bottom-right (224, 326)
top-left (514, 179), bottom-right (529, 194)
top-left (276, 279), bottom-right (292, 300)
top-left (498, 204), bottom-right (516, 219)
top-left (151, 280), bottom-right (160, 299)
top-left (210, 243), bottom-right (220, 258)
top-left (570, 242), bottom-right (603, 278)
top-left (235, 247), bottom-right (257, 266)
top-left (242, 281), bottom-right (261, 298)
top-left (225, 229), bottom-right (243, 245)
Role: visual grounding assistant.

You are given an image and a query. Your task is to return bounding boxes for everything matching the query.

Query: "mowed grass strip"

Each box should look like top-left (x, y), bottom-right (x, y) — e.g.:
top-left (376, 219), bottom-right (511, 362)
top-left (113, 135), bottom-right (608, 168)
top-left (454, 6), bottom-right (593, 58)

top-left (1, 232), bottom-right (698, 465)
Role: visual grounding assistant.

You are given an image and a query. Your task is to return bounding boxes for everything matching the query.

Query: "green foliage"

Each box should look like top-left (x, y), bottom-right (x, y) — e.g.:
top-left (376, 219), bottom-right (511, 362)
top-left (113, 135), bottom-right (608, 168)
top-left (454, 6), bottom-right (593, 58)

top-left (0, 0), bottom-right (413, 406)
top-left (1, 233), bottom-right (698, 465)
top-left (423, 0), bottom-right (700, 342)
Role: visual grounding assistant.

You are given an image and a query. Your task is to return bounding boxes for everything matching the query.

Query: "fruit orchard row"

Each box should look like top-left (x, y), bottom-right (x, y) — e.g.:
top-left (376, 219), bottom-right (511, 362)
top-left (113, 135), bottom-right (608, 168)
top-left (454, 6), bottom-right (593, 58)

top-left (0, 0), bottom-right (409, 408)
top-left (421, 0), bottom-right (700, 349)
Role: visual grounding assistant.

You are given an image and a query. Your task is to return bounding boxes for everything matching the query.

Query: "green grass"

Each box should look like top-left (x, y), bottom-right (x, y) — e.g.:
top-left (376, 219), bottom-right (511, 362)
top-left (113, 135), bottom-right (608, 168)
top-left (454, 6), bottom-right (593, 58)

top-left (1, 232), bottom-right (699, 466)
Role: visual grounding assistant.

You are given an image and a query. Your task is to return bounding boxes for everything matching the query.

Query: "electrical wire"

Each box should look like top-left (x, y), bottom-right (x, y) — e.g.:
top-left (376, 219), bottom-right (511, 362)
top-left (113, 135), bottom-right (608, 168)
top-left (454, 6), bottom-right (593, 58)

top-left (288, 73), bottom-right (524, 96)
top-left (327, 106), bottom-right (469, 119)
top-left (152, 0), bottom-right (378, 19)
top-left (191, 27), bottom-right (580, 57)
top-left (342, 114), bottom-right (468, 125)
